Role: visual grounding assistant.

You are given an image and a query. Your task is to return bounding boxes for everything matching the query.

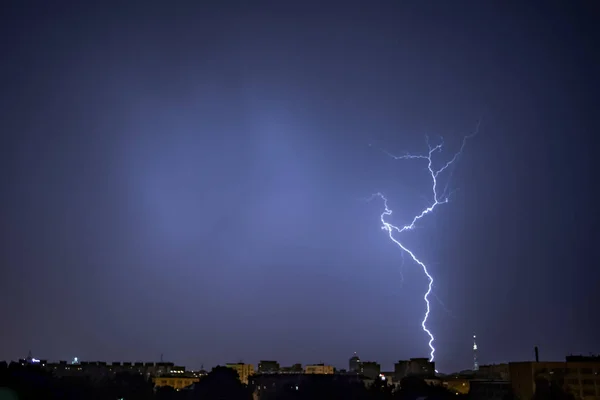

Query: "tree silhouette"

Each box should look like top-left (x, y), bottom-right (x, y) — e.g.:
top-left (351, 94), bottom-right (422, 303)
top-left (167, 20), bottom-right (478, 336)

top-left (366, 376), bottom-right (394, 400)
top-left (156, 385), bottom-right (181, 400)
top-left (104, 372), bottom-right (154, 400)
top-left (191, 366), bottom-right (252, 400)
top-left (394, 377), bottom-right (460, 400)
top-left (1, 363), bottom-right (61, 400)
top-left (0, 388), bottom-right (19, 400)
top-left (292, 375), bottom-right (370, 400)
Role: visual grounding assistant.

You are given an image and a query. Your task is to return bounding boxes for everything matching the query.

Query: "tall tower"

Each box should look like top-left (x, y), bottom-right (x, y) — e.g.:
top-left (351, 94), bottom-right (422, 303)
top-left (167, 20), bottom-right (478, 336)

top-left (473, 334), bottom-right (479, 371)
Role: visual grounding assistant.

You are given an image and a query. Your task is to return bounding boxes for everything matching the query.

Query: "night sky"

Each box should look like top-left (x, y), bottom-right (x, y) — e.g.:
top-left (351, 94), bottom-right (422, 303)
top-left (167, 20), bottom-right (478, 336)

top-left (1, 1), bottom-right (598, 374)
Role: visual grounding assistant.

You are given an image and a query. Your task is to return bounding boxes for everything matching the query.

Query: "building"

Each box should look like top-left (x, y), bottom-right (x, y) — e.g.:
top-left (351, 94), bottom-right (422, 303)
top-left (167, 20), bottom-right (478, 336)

top-left (279, 364), bottom-right (303, 374)
top-left (443, 376), bottom-right (470, 395)
top-left (509, 356), bottom-right (600, 399)
top-left (189, 367), bottom-right (208, 378)
top-left (361, 361), bottom-right (381, 380)
top-left (258, 360), bottom-right (279, 373)
top-left (225, 363), bottom-right (255, 384)
top-left (349, 353), bottom-right (361, 374)
top-left (170, 365), bottom-right (186, 374)
top-left (249, 373), bottom-right (364, 400)
top-left (153, 376), bottom-right (199, 390)
top-left (468, 379), bottom-right (512, 400)
top-left (394, 358), bottom-right (436, 381)
top-left (19, 357), bottom-right (47, 367)
top-left (477, 363), bottom-right (510, 380)
top-left (304, 363), bottom-right (334, 375)
top-left (42, 360), bottom-right (176, 380)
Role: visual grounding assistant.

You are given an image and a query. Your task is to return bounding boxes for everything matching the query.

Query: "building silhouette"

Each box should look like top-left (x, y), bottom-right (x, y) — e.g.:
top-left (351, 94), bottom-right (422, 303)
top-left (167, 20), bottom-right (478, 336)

top-left (394, 358), bottom-right (436, 381)
top-left (349, 352), bottom-right (361, 374)
top-left (258, 360), bottom-right (280, 373)
top-left (510, 355), bottom-right (600, 399)
top-left (361, 361), bottom-right (381, 380)
top-left (304, 363), bottom-right (334, 374)
top-left (153, 376), bottom-right (199, 390)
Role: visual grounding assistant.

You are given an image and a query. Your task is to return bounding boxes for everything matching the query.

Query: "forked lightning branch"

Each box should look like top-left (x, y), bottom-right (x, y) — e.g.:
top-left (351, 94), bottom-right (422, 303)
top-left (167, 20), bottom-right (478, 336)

top-left (371, 127), bottom-right (477, 363)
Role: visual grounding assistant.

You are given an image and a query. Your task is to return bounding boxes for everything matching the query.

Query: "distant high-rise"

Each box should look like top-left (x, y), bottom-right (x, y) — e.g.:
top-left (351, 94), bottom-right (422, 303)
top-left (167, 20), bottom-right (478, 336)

top-left (473, 334), bottom-right (479, 371)
top-left (349, 352), bottom-right (361, 374)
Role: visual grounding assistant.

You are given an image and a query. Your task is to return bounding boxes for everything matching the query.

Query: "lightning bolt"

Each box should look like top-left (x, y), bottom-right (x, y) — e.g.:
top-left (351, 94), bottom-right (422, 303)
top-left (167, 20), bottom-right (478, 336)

top-left (370, 124), bottom-right (478, 363)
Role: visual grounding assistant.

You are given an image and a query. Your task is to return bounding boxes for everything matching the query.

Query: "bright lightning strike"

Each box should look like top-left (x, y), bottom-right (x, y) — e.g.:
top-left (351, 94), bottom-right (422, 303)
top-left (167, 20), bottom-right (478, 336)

top-left (370, 126), bottom-right (478, 363)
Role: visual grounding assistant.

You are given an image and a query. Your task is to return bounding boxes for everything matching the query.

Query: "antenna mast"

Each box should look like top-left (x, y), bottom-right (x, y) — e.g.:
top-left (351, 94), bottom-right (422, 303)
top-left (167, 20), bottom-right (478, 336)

top-left (473, 334), bottom-right (479, 371)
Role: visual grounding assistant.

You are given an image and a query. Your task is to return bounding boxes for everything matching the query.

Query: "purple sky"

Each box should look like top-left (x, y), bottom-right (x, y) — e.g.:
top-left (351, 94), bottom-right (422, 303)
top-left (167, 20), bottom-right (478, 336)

top-left (1, 1), bottom-right (598, 373)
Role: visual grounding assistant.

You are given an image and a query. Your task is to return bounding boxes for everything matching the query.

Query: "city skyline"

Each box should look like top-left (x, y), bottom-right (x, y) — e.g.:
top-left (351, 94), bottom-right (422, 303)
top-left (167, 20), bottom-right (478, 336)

top-left (8, 345), bottom-right (584, 374)
top-left (5, 352), bottom-right (396, 372)
top-left (1, 1), bottom-right (597, 374)
top-left (5, 352), bottom-right (600, 398)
